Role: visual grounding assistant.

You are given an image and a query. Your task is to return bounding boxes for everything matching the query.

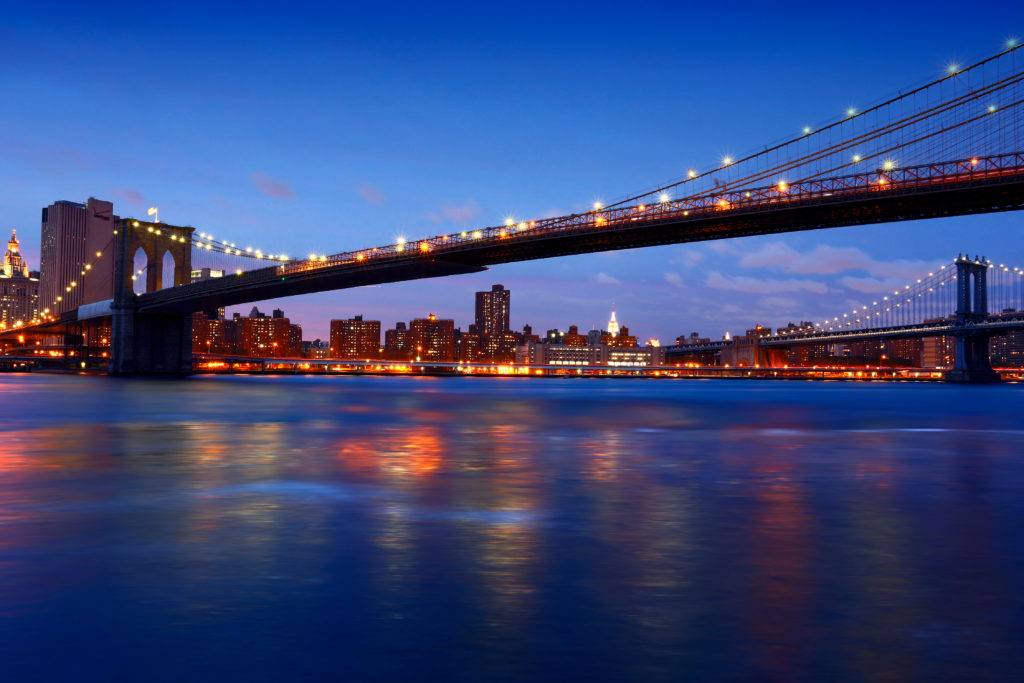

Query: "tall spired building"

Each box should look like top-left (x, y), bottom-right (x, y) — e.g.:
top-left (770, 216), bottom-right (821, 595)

top-left (607, 306), bottom-right (620, 338)
top-left (0, 229), bottom-right (40, 327)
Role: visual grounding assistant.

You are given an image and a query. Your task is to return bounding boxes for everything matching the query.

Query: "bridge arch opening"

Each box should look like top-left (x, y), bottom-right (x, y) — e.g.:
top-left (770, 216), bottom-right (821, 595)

top-left (132, 247), bottom-right (148, 296)
top-left (161, 251), bottom-right (176, 290)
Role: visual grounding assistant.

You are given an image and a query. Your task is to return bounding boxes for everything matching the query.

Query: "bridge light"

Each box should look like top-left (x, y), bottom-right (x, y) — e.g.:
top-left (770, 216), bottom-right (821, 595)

top-left (246, 247), bottom-right (253, 253)
top-left (637, 204), bottom-right (645, 211)
top-left (279, 255), bottom-right (288, 261)
top-left (688, 170), bottom-right (697, 178)
top-left (505, 217), bottom-right (514, 227)
top-left (659, 193), bottom-right (669, 203)
top-left (683, 210), bottom-right (689, 216)
top-left (1010, 38), bottom-right (1019, 48)
top-left (419, 242), bottom-right (430, 252)
top-left (802, 126), bottom-right (812, 135)
top-left (356, 253), bottom-right (365, 261)
top-left (236, 269), bottom-right (243, 275)
top-left (472, 230), bottom-right (482, 239)
top-left (722, 156), bottom-right (733, 166)
top-left (883, 159), bottom-right (895, 170)
top-left (593, 201), bottom-right (603, 210)
top-left (777, 181), bottom-right (787, 192)
top-left (518, 222), bottom-right (527, 229)
top-left (947, 63), bottom-right (959, 74)
top-left (847, 107), bottom-right (856, 117)
top-left (853, 154), bottom-right (862, 162)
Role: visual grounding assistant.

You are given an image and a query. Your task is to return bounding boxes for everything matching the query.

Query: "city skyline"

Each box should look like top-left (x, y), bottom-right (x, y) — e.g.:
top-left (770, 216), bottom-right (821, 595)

top-left (4, 4), bottom-right (1024, 341)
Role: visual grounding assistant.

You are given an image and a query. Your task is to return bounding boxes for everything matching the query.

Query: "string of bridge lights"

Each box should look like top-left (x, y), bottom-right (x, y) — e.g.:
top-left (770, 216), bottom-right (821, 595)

top-left (584, 39), bottom-right (1020, 220)
top-left (806, 259), bottom-right (1024, 334)
top-left (122, 41), bottom-right (1024, 272)
top-left (1, 237), bottom-right (114, 331)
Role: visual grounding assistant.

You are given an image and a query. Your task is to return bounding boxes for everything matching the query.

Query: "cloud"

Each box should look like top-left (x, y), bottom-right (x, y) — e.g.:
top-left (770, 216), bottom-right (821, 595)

top-left (210, 196), bottom-right (231, 208)
top-left (111, 187), bottom-right (144, 204)
top-left (441, 199), bottom-right (481, 224)
top-left (671, 248), bottom-right (704, 267)
top-left (252, 172), bottom-right (296, 199)
top-left (758, 296), bottom-right (798, 310)
top-left (664, 272), bottom-right (684, 287)
top-left (357, 182), bottom-right (387, 205)
top-left (595, 272), bottom-right (621, 285)
top-left (707, 241), bottom-right (737, 255)
top-left (838, 275), bottom-right (909, 294)
top-left (422, 210), bottom-right (443, 224)
top-left (706, 271), bottom-right (828, 294)
top-left (738, 242), bottom-right (934, 279)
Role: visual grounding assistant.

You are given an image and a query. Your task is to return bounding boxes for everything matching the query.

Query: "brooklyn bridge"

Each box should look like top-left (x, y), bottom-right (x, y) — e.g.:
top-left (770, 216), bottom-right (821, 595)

top-left (4, 44), bottom-right (1024, 381)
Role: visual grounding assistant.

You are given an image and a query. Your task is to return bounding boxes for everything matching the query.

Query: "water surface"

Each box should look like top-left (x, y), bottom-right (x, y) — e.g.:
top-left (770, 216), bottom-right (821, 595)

top-left (1, 374), bottom-right (1023, 681)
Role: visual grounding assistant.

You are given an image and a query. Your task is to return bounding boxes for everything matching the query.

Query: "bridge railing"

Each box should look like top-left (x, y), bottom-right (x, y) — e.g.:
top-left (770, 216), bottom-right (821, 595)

top-left (271, 153), bottom-right (1024, 277)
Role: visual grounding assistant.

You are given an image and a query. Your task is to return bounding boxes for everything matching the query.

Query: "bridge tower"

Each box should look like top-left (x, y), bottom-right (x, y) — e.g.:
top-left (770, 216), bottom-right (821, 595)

top-left (110, 219), bottom-right (195, 375)
top-left (947, 256), bottom-right (999, 383)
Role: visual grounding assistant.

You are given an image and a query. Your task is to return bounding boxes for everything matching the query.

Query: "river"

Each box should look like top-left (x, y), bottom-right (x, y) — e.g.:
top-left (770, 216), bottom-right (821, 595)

top-left (1, 374), bottom-right (1022, 680)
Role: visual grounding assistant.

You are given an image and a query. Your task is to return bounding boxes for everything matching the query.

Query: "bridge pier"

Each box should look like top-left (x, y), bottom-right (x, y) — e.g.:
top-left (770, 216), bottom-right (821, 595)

top-left (109, 217), bottom-right (194, 376)
top-left (946, 331), bottom-right (1000, 383)
top-left (110, 301), bottom-right (193, 375)
top-left (946, 257), bottom-right (1000, 383)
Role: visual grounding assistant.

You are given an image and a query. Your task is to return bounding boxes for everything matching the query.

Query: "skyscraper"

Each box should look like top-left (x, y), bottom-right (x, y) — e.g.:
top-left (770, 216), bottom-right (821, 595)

top-left (0, 229), bottom-right (39, 327)
top-left (40, 198), bottom-right (117, 315)
top-left (475, 284), bottom-right (510, 336)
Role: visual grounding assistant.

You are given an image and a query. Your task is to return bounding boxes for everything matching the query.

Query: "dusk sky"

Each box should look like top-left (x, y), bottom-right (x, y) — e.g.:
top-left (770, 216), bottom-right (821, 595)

top-left (3, 2), bottom-right (1023, 342)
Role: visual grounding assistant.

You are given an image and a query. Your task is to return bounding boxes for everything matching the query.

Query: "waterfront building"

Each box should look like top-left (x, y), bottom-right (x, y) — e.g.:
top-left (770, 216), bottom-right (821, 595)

top-left (516, 342), bottom-right (666, 367)
top-left (330, 315), bottom-right (381, 359)
top-left (410, 314), bottom-right (455, 362)
top-left (990, 328), bottom-right (1024, 367)
top-left (40, 198), bottom-right (117, 315)
top-left (384, 322), bottom-right (412, 359)
top-left (475, 284), bottom-right (510, 336)
top-left (0, 230), bottom-right (40, 327)
top-left (564, 325), bottom-right (588, 347)
top-left (922, 335), bottom-right (955, 368)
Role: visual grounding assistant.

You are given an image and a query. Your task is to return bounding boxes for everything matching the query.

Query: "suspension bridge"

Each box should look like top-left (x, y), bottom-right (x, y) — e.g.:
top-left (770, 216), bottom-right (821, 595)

top-left (4, 43), bottom-right (1024, 378)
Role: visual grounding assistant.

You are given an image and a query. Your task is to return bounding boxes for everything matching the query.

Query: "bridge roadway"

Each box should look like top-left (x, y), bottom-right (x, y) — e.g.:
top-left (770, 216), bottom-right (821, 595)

top-left (137, 154), bottom-right (1024, 314)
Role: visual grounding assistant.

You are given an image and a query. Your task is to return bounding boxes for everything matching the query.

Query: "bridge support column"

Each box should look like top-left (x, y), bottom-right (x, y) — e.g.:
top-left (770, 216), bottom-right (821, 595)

top-left (110, 217), bottom-right (193, 376)
top-left (947, 331), bottom-right (999, 383)
top-left (947, 256), bottom-right (999, 383)
top-left (110, 302), bottom-right (193, 376)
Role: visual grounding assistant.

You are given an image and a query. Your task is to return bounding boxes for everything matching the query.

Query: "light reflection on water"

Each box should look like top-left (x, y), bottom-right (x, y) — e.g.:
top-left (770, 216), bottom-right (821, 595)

top-left (1, 374), bottom-right (1023, 680)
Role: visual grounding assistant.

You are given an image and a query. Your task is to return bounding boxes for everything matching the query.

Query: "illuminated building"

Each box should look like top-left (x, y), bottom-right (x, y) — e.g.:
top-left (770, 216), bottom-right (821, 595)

top-left (475, 284), bottom-right (510, 336)
top-left (564, 325), bottom-right (588, 347)
top-left (607, 307), bottom-right (620, 338)
top-left (922, 335), bottom-right (955, 368)
top-left (236, 306), bottom-right (301, 358)
top-left (602, 325), bottom-right (638, 348)
top-left (457, 331), bottom-right (482, 361)
top-left (0, 230), bottom-right (39, 326)
top-left (410, 313), bottom-right (455, 362)
top-left (40, 198), bottom-right (117, 315)
top-left (516, 342), bottom-right (666, 367)
top-left (330, 315), bottom-right (381, 359)
top-left (990, 327), bottom-right (1024, 367)
top-left (719, 325), bottom-right (783, 367)
top-left (384, 322), bottom-right (411, 359)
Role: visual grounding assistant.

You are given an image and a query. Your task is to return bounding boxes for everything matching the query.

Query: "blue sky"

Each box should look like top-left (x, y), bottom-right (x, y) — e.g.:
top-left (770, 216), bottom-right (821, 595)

top-left (3, 1), bottom-right (1023, 342)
